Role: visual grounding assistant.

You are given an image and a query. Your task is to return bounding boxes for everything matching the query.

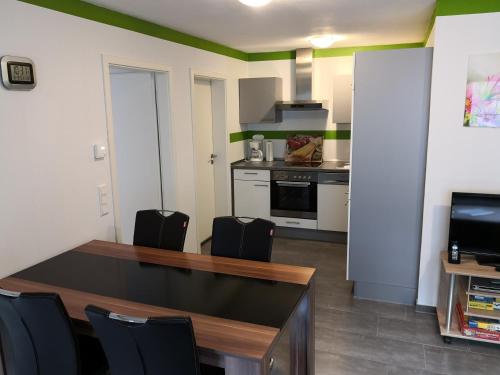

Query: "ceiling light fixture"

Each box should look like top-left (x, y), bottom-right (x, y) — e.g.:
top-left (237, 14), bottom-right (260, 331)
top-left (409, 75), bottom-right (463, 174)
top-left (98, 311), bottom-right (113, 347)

top-left (309, 35), bottom-right (339, 49)
top-left (238, 0), bottom-right (272, 7)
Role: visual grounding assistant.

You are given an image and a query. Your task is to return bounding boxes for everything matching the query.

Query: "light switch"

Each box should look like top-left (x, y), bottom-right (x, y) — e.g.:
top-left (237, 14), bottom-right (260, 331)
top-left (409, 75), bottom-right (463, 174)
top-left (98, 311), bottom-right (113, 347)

top-left (98, 184), bottom-right (109, 216)
top-left (93, 144), bottom-right (107, 160)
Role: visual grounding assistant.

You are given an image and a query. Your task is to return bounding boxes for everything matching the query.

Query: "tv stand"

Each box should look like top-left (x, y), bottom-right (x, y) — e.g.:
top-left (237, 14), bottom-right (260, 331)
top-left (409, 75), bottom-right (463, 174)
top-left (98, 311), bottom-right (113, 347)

top-left (475, 255), bottom-right (500, 267)
top-left (438, 252), bottom-right (500, 345)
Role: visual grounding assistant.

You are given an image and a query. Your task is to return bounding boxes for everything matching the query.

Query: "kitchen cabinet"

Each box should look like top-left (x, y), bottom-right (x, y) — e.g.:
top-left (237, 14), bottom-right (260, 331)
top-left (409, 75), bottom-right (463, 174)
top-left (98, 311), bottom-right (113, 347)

top-left (233, 169), bottom-right (270, 220)
top-left (239, 77), bottom-right (282, 124)
top-left (317, 173), bottom-right (349, 232)
top-left (332, 74), bottom-right (353, 124)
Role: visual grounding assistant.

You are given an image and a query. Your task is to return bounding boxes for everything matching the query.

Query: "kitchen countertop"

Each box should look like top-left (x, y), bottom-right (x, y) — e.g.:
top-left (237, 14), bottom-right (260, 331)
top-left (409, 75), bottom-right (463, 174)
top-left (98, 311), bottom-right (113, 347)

top-left (231, 159), bottom-right (350, 173)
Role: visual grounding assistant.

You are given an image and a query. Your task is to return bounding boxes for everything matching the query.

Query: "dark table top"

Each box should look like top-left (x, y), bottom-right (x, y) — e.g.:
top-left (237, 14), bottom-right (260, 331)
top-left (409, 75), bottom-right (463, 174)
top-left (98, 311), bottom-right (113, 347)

top-left (13, 250), bottom-right (305, 329)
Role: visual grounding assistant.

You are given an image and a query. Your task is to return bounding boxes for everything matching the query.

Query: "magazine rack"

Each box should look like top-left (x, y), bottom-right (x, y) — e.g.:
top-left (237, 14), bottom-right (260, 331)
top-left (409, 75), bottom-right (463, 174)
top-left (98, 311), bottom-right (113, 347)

top-left (438, 251), bottom-right (500, 344)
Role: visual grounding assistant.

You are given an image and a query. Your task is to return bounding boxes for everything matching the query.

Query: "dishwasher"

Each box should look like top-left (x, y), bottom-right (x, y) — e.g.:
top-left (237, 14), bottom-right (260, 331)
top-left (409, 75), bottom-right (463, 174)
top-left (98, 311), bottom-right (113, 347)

top-left (317, 172), bottom-right (350, 232)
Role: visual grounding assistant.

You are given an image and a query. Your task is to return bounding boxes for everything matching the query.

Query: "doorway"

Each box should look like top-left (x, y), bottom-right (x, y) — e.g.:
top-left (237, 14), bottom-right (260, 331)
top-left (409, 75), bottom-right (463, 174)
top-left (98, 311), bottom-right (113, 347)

top-left (191, 75), bottom-right (229, 249)
top-left (103, 58), bottom-right (176, 244)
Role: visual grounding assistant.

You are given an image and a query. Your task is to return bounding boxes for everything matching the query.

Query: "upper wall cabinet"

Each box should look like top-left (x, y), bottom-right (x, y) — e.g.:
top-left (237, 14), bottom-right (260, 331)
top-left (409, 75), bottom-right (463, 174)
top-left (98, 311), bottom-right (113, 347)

top-left (332, 74), bottom-right (353, 124)
top-left (239, 77), bottom-right (282, 124)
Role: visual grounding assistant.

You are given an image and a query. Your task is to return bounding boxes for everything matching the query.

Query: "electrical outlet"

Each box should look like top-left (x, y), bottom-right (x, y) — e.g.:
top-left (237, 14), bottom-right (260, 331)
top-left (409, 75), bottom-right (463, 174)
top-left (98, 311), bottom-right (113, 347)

top-left (97, 184), bottom-right (109, 216)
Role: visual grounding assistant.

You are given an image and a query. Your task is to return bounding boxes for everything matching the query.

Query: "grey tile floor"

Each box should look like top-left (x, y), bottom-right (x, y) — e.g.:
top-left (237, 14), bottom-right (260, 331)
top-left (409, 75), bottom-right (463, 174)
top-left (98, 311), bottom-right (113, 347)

top-left (203, 237), bottom-right (500, 374)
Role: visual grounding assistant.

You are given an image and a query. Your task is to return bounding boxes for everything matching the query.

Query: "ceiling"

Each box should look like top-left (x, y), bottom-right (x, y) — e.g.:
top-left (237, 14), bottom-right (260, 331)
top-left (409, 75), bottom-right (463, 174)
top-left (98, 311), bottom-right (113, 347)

top-left (87, 0), bottom-right (436, 52)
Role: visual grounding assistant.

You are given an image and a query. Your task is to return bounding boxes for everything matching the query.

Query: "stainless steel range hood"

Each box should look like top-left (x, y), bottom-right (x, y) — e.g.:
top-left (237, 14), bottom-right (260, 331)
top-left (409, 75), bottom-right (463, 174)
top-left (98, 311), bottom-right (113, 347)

top-left (276, 48), bottom-right (328, 111)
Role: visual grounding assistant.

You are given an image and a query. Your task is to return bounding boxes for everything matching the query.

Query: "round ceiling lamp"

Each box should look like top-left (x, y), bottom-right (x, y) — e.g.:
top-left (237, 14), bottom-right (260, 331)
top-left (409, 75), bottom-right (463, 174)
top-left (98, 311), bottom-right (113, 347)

top-left (309, 35), bottom-right (340, 49)
top-left (238, 0), bottom-right (272, 7)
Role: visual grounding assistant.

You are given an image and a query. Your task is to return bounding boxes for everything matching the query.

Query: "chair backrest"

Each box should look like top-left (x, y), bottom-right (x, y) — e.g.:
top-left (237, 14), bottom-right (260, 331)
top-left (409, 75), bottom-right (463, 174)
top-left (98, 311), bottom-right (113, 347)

top-left (210, 217), bottom-right (275, 262)
top-left (85, 305), bottom-right (200, 375)
top-left (241, 218), bottom-right (276, 262)
top-left (0, 289), bottom-right (80, 375)
top-left (133, 210), bottom-right (189, 251)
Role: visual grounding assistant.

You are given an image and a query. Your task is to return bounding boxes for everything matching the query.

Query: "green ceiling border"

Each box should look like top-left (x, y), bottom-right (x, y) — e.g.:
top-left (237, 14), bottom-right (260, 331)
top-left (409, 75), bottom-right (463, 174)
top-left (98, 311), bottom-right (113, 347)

top-left (435, 0), bottom-right (500, 16)
top-left (19, 0), bottom-right (249, 61)
top-left (229, 130), bottom-right (351, 143)
top-left (19, 0), bottom-right (500, 63)
top-left (247, 50), bottom-right (296, 62)
top-left (313, 43), bottom-right (424, 58)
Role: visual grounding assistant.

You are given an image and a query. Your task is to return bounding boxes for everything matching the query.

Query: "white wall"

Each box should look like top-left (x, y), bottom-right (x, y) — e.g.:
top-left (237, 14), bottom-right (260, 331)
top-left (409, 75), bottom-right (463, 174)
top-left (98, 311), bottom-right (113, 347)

top-left (247, 57), bottom-right (353, 161)
top-left (0, 0), bottom-right (247, 277)
top-left (417, 12), bottom-right (500, 306)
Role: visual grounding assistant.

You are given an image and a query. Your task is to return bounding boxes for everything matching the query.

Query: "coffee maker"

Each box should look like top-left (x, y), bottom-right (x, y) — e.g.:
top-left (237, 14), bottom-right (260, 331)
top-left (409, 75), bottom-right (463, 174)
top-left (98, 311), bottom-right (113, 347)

top-left (248, 140), bottom-right (264, 161)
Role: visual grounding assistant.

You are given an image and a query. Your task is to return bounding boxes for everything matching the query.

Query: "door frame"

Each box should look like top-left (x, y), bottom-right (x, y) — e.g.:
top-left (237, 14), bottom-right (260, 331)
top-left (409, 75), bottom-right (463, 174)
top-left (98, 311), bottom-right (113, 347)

top-left (189, 69), bottom-right (230, 251)
top-left (102, 55), bottom-right (176, 242)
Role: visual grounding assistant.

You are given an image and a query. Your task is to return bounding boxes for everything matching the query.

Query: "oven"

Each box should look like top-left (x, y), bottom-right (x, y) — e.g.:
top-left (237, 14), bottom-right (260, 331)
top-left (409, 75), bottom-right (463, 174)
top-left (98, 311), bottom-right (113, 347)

top-left (271, 170), bottom-right (318, 220)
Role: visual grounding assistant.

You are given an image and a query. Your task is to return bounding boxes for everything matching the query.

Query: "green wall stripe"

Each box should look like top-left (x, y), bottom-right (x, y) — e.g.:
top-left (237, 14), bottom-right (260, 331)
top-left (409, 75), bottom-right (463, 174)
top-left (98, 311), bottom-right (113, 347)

top-left (313, 43), bottom-right (424, 58)
top-left (229, 130), bottom-right (351, 143)
top-left (229, 132), bottom-right (248, 143)
top-left (247, 50), bottom-right (296, 62)
top-left (19, 0), bottom-right (249, 61)
top-left (247, 43), bottom-right (424, 62)
top-left (435, 0), bottom-right (500, 16)
top-left (423, 5), bottom-right (437, 46)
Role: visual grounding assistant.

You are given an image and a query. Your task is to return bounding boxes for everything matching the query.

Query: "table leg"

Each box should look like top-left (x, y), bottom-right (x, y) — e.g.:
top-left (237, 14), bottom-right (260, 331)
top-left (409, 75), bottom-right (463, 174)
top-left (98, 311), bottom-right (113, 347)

top-left (225, 356), bottom-right (267, 375)
top-left (290, 279), bottom-right (315, 375)
top-left (445, 273), bottom-right (456, 333)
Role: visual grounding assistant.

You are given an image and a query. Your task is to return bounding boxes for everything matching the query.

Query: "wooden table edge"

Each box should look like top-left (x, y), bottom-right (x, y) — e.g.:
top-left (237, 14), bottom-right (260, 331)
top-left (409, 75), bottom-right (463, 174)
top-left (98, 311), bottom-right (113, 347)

top-left (77, 240), bottom-right (317, 285)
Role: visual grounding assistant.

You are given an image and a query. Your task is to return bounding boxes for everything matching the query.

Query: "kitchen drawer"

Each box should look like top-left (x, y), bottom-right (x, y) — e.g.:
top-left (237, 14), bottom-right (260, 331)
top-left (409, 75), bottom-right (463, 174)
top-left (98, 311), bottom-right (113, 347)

top-left (233, 169), bottom-right (270, 182)
top-left (270, 216), bottom-right (317, 230)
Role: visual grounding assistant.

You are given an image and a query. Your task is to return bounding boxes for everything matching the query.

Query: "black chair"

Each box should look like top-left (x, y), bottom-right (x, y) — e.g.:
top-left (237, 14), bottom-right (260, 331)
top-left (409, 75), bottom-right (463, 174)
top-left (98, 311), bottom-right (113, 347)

top-left (211, 216), bottom-right (275, 262)
top-left (0, 289), bottom-right (107, 375)
top-left (85, 305), bottom-right (200, 375)
top-left (133, 209), bottom-right (189, 251)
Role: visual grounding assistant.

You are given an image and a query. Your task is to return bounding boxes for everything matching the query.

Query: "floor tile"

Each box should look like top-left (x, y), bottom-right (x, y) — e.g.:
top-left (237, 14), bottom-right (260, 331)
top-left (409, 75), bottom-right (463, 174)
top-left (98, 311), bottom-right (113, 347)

top-left (317, 328), bottom-right (426, 370)
top-left (315, 350), bottom-right (387, 375)
top-left (424, 345), bottom-right (500, 374)
top-left (378, 315), bottom-right (468, 350)
top-left (316, 307), bottom-right (378, 337)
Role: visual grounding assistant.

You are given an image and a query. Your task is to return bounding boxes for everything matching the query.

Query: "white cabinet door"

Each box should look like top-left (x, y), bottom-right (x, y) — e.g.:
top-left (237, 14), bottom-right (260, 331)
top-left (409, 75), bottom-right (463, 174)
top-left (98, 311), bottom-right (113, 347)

top-left (318, 184), bottom-right (349, 232)
top-left (234, 179), bottom-right (270, 220)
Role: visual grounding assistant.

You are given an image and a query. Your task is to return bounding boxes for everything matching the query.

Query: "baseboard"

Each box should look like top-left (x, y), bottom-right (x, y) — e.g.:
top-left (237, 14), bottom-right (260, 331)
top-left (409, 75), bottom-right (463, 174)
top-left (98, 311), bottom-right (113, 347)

top-left (353, 281), bottom-right (417, 305)
top-left (415, 304), bottom-right (437, 314)
top-left (274, 227), bottom-right (347, 243)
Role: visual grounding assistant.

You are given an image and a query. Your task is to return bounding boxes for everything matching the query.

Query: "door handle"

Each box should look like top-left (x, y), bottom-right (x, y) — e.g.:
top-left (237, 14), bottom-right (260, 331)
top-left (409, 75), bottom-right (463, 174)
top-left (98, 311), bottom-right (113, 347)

top-left (209, 153), bottom-right (217, 164)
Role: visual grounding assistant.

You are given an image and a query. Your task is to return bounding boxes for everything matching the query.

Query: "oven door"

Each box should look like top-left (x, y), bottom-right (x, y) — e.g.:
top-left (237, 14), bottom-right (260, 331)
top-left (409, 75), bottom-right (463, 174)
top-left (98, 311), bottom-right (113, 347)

top-left (271, 180), bottom-right (317, 219)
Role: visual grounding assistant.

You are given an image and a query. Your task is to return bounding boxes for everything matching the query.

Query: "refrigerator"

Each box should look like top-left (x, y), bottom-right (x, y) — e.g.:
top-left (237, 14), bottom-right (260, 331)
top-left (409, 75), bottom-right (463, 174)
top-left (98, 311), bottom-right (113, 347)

top-left (347, 47), bottom-right (433, 305)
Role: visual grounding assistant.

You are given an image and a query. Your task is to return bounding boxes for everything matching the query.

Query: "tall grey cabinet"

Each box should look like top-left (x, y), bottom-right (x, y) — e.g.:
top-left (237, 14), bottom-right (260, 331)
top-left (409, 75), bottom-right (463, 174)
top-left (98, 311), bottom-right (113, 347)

top-left (348, 48), bottom-right (433, 305)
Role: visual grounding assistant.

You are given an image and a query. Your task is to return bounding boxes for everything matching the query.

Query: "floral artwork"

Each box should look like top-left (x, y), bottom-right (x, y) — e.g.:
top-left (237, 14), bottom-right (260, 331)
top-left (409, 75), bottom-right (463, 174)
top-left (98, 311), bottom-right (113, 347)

top-left (464, 52), bottom-right (500, 128)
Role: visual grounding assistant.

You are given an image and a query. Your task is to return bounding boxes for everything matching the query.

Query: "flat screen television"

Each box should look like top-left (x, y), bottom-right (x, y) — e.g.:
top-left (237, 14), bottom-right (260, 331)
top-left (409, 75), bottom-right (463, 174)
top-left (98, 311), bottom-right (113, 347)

top-left (449, 192), bottom-right (500, 262)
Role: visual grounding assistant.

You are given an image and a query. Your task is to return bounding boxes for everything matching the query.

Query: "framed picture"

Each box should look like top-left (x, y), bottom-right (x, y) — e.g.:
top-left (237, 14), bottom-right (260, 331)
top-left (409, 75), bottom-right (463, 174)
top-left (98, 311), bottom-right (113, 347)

top-left (464, 52), bottom-right (500, 128)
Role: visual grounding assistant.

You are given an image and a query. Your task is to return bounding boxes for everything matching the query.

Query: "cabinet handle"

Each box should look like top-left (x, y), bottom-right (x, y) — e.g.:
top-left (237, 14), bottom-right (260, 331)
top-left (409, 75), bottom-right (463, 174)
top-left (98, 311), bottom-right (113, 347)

top-left (254, 184), bottom-right (268, 187)
top-left (286, 221), bottom-right (300, 225)
top-left (244, 172), bottom-right (258, 175)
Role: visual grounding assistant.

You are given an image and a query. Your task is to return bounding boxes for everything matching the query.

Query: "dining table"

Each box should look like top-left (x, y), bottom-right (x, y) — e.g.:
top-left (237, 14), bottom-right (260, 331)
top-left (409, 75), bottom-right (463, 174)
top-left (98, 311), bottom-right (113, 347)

top-left (0, 240), bottom-right (316, 375)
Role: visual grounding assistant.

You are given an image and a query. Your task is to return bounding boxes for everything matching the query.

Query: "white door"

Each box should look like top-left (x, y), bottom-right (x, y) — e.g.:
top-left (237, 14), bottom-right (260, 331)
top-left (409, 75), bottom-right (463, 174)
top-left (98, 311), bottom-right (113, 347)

top-left (193, 78), bottom-right (216, 243)
top-left (110, 68), bottom-right (163, 244)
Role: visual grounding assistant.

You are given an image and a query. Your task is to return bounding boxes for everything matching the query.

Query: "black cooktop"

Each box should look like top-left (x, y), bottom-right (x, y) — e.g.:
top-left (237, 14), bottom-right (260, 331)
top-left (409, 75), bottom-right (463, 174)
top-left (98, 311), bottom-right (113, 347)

top-left (275, 161), bottom-right (323, 168)
top-left (13, 251), bottom-right (306, 329)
